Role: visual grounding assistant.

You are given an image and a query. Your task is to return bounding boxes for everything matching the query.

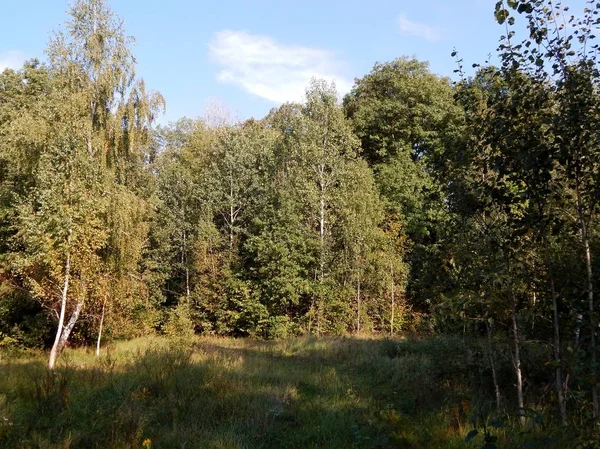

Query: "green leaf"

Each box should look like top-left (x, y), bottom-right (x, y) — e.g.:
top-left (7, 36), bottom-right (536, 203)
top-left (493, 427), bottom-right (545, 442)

top-left (495, 8), bottom-right (510, 24)
top-left (517, 3), bottom-right (534, 14)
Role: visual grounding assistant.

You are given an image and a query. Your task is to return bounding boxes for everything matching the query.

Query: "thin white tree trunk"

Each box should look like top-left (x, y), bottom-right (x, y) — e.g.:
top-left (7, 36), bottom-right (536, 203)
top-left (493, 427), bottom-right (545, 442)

top-left (96, 299), bottom-right (106, 357)
top-left (183, 230), bottom-right (190, 297)
top-left (356, 267), bottom-right (361, 333)
top-left (390, 264), bottom-right (395, 335)
top-left (229, 179), bottom-right (235, 251)
top-left (56, 299), bottom-right (84, 356)
top-left (319, 177), bottom-right (325, 279)
top-left (317, 172), bottom-right (325, 336)
top-left (230, 204), bottom-right (234, 250)
top-left (49, 252), bottom-right (71, 370)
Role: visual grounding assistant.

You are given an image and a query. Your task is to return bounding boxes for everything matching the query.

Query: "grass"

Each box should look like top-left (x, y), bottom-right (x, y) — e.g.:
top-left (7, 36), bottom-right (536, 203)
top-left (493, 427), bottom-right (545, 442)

top-left (0, 335), bottom-right (577, 448)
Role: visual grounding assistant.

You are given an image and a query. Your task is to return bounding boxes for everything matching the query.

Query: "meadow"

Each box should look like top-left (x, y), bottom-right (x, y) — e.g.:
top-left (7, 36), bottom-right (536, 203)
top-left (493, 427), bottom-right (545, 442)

top-left (0, 335), bottom-right (575, 449)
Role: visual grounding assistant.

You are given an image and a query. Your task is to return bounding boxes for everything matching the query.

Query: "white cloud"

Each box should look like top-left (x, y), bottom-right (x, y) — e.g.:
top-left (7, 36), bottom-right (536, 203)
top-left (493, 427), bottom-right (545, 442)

top-left (0, 50), bottom-right (27, 72)
top-left (397, 14), bottom-right (442, 42)
top-left (209, 30), bottom-right (351, 103)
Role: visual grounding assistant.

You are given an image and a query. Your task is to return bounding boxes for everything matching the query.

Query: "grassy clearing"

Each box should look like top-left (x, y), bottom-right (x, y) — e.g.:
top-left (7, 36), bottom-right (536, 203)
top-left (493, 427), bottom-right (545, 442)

top-left (0, 336), bottom-right (573, 448)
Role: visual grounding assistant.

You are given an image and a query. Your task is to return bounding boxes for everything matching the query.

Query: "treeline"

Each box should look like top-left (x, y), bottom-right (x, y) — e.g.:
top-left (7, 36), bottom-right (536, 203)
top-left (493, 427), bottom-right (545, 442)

top-left (3, 0), bottom-right (600, 426)
top-left (152, 90), bottom-right (405, 339)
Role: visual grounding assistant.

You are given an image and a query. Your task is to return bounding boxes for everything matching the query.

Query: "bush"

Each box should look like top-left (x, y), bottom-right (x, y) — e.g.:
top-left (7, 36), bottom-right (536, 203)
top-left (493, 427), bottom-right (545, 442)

top-left (263, 315), bottom-right (299, 340)
top-left (163, 300), bottom-right (195, 347)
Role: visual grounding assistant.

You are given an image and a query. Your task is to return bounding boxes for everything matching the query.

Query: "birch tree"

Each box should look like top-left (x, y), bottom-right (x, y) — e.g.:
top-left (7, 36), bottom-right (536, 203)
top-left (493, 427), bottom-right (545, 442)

top-left (7, 0), bottom-right (163, 366)
top-left (292, 80), bottom-right (360, 333)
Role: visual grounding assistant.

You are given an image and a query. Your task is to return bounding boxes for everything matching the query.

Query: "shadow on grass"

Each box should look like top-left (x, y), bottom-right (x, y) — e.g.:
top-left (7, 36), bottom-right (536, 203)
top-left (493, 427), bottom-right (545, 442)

top-left (0, 336), bottom-right (566, 449)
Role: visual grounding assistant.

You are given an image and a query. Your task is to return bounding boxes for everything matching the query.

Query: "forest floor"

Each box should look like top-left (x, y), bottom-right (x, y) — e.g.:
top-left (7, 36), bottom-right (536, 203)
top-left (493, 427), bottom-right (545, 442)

top-left (0, 335), bottom-right (573, 448)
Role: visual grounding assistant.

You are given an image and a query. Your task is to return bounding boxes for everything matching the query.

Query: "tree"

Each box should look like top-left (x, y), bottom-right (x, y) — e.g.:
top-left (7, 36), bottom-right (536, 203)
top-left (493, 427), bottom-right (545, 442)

top-left (333, 159), bottom-right (384, 333)
top-left (344, 58), bottom-right (462, 315)
top-left (480, 0), bottom-right (600, 421)
top-left (11, 88), bottom-right (108, 368)
top-left (285, 80), bottom-right (360, 333)
top-left (344, 57), bottom-right (460, 166)
top-left (4, 0), bottom-right (163, 367)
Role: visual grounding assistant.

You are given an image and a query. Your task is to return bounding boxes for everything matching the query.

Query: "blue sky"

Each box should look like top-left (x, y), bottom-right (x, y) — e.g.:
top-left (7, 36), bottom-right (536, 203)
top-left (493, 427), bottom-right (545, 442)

top-left (1, 0), bottom-right (511, 124)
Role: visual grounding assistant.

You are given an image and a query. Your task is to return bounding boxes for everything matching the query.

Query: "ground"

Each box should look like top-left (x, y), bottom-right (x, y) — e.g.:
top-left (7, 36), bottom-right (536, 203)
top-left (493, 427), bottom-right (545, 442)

top-left (0, 335), bottom-right (570, 448)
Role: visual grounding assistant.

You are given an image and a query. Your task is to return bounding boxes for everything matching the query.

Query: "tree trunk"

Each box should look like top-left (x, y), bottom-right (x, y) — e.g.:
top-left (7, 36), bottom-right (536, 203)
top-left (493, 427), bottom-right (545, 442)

top-left (49, 252), bottom-right (71, 370)
top-left (96, 299), bottom-right (106, 357)
top-left (356, 267), bottom-right (361, 334)
top-left (390, 264), bottom-right (395, 336)
top-left (56, 299), bottom-right (84, 356)
top-left (548, 264), bottom-right (567, 425)
top-left (229, 179), bottom-right (235, 251)
top-left (87, 130), bottom-right (93, 155)
top-left (511, 296), bottom-right (526, 425)
top-left (183, 230), bottom-right (190, 297)
top-left (485, 316), bottom-right (501, 414)
top-left (577, 186), bottom-right (597, 418)
top-left (583, 220), bottom-right (598, 418)
top-left (319, 177), bottom-right (325, 279)
top-left (317, 171), bottom-right (325, 336)
top-left (229, 204), bottom-right (234, 250)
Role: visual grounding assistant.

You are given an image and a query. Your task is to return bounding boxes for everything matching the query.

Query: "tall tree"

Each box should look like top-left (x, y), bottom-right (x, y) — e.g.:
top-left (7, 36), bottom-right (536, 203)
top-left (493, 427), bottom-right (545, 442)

top-left (6, 0), bottom-right (163, 367)
top-left (344, 57), bottom-right (462, 314)
top-left (291, 80), bottom-right (361, 333)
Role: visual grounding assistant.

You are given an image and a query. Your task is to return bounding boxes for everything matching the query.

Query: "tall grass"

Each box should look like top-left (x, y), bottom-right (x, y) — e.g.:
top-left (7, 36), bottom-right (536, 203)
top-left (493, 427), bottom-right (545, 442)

top-left (0, 336), bottom-right (576, 448)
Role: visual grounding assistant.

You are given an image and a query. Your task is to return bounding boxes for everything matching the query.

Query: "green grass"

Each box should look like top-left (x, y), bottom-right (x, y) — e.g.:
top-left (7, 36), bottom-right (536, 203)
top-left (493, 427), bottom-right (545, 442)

top-left (0, 336), bottom-right (575, 448)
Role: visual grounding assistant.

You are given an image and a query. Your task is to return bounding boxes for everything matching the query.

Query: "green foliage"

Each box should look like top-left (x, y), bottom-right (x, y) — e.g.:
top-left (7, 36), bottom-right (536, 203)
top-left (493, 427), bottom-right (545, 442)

top-left (0, 284), bottom-right (53, 348)
top-left (343, 57), bottom-right (461, 165)
top-left (163, 300), bottom-right (195, 348)
top-left (263, 315), bottom-right (299, 340)
top-left (344, 58), bottom-right (460, 315)
top-left (0, 0), bottom-right (164, 369)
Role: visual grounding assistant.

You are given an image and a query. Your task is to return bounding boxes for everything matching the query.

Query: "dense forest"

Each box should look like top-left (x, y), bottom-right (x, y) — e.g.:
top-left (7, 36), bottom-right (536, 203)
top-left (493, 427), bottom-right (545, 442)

top-left (4, 0), bottom-right (600, 444)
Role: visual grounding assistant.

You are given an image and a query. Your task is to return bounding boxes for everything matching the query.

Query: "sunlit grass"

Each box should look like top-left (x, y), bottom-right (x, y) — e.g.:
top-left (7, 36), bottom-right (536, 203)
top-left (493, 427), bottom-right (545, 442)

top-left (0, 335), bottom-right (572, 448)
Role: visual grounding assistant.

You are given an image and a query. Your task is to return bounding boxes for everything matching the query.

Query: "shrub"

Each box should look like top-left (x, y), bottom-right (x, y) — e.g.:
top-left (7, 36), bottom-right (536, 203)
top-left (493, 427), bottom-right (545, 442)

top-left (264, 315), bottom-right (299, 340)
top-left (163, 300), bottom-right (195, 347)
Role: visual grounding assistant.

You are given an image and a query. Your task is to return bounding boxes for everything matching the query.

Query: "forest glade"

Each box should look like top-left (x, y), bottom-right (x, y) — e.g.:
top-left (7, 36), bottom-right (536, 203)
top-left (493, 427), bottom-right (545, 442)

top-left (2, 0), bottom-right (600, 447)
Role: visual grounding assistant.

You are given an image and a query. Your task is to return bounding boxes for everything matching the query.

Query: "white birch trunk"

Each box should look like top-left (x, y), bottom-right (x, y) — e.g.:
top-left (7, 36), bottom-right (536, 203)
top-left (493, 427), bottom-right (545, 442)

top-left (56, 299), bottom-right (84, 357)
top-left (317, 170), bottom-right (325, 336)
top-left (356, 267), bottom-right (361, 334)
top-left (96, 299), bottom-right (106, 357)
top-left (49, 252), bottom-right (71, 370)
top-left (390, 264), bottom-right (395, 336)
